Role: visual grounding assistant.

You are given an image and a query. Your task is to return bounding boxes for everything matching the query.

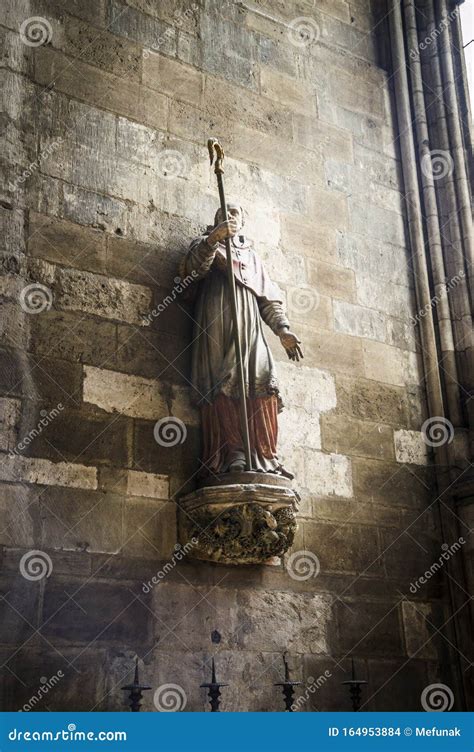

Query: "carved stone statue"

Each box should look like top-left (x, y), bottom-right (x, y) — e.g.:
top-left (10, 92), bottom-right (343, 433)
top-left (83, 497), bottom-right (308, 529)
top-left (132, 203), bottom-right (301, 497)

top-left (181, 202), bottom-right (303, 479)
top-left (178, 140), bottom-right (302, 564)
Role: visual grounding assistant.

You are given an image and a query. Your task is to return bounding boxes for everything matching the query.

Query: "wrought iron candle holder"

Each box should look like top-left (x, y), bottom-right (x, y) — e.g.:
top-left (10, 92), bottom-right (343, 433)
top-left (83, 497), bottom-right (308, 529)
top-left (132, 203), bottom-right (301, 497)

top-left (274, 656), bottom-right (302, 711)
top-left (200, 658), bottom-right (228, 712)
top-left (342, 658), bottom-right (367, 711)
top-left (121, 657), bottom-right (152, 712)
top-left (119, 654), bottom-right (370, 712)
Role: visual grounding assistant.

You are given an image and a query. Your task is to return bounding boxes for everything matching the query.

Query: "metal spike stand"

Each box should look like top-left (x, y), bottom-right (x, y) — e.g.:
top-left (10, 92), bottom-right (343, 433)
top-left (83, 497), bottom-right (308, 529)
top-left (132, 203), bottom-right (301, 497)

top-left (200, 658), bottom-right (228, 712)
top-left (342, 658), bottom-right (368, 711)
top-left (121, 657), bottom-right (152, 712)
top-left (274, 656), bottom-right (302, 712)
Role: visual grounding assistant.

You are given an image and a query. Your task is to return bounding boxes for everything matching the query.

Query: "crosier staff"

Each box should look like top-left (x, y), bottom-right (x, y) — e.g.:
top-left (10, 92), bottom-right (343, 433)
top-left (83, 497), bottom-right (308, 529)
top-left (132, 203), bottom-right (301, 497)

top-left (207, 137), bottom-right (252, 472)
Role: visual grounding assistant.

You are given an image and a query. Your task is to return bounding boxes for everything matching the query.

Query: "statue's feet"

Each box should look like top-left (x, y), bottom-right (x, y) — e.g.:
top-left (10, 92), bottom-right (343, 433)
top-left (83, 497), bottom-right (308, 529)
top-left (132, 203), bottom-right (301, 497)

top-left (225, 450), bottom-right (294, 478)
top-left (229, 458), bottom-right (246, 472)
top-left (227, 450), bottom-right (246, 473)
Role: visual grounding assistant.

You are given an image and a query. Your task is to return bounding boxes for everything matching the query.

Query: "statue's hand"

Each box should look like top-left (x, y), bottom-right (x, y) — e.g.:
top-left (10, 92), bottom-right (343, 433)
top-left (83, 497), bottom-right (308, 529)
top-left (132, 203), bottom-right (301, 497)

top-left (279, 329), bottom-right (303, 362)
top-left (207, 218), bottom-right (238, 246)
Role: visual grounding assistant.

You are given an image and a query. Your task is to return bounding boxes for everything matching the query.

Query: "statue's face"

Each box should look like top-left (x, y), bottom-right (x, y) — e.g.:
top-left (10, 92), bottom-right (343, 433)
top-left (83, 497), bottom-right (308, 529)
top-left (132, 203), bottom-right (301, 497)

top-left (216, 204), bottom-right (243, 232)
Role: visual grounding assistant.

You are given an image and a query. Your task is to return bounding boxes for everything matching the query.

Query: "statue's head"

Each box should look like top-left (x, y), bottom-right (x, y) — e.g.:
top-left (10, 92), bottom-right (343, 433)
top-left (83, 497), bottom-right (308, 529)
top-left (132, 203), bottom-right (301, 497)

top-left (214, 202), bottom-right (244, 232)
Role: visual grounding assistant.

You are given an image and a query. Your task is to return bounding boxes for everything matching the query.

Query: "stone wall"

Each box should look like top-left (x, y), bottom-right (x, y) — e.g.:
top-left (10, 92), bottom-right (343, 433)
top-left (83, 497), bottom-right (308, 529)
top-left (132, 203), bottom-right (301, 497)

top-left (0, 0), bottom-right (460, 711)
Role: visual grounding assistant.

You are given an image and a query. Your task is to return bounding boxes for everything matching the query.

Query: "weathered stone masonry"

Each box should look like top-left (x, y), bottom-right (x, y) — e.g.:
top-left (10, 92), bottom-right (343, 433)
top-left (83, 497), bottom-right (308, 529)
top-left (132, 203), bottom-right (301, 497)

top-left (0, 0), bottom-right (466, 710)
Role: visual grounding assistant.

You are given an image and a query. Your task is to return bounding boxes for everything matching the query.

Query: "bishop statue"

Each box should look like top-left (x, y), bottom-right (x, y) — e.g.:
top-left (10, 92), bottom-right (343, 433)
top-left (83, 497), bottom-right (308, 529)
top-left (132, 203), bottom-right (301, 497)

top-left (181, 203), bottom-right (303, 478)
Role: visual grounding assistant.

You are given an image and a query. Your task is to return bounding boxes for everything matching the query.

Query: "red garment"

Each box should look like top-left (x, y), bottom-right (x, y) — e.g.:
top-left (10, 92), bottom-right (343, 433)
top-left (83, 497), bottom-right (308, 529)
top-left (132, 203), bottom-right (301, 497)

top-left (201, 393), bottom-right (279, 475)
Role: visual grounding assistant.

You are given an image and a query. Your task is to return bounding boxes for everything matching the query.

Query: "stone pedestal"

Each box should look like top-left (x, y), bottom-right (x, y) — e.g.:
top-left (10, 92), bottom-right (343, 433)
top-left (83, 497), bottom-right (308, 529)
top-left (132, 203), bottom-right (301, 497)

top-left (179, 472), bottom-right (299, 565)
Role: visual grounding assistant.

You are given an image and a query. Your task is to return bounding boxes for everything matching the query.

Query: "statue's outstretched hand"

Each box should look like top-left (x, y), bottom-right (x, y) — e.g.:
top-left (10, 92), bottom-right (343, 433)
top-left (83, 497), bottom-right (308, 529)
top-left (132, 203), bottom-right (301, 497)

top-left (279, 329), bottom-right (304, 362)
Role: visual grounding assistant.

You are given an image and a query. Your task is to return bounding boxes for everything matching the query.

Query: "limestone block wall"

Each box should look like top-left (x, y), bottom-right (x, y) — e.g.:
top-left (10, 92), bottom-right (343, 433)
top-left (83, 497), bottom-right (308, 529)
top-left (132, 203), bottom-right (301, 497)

top-left (0, 0), bottom-right (459, 711)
